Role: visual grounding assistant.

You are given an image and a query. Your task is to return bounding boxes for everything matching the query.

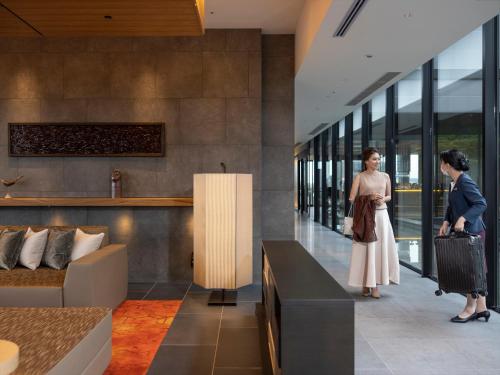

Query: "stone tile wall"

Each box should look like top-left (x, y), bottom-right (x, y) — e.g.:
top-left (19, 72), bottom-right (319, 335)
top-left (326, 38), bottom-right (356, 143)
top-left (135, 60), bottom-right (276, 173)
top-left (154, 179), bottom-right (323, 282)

top-left (0, 31), bottom-right (294, 282)
top-left (261, 35), bottom-right (295, 242)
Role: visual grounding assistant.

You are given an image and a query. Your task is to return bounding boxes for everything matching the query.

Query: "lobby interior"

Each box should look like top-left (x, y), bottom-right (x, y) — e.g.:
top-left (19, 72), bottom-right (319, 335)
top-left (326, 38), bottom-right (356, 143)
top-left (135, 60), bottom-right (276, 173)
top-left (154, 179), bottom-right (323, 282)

top-left (1, 1), bottom-right (500, 374)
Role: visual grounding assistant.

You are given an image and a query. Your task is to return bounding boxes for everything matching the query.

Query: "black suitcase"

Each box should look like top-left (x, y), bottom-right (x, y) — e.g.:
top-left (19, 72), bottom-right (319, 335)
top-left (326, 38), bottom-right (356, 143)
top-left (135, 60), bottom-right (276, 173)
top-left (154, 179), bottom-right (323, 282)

top-left (434, 232), bottom-right (487, 298)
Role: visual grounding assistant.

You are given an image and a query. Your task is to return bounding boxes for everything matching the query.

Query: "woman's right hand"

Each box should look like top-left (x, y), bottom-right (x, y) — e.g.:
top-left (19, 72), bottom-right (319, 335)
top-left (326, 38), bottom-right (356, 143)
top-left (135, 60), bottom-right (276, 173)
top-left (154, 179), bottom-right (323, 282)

top-left (438, 222), bottom-right (449, 236)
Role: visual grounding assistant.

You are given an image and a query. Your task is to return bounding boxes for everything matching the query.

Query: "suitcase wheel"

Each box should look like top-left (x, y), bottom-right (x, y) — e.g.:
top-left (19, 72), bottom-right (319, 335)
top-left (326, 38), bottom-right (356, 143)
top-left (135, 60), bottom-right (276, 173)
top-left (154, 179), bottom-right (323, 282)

top-left (435, 290), bottom-right (443, 296)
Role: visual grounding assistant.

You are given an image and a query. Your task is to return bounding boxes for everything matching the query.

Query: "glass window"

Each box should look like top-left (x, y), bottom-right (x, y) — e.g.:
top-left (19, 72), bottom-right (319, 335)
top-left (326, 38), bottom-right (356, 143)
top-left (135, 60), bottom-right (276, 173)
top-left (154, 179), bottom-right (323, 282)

top-left (370, 91), bottom-right (386, 171)
top-left (433, 26), bottom-right (483, 276)
top-left (336, 120), bottom-right (346, 232)
top-left (308, 142), bottom-right (314, 217)
top-left (352, 108), bottom-right (363, 176)
top-left (316, 135), bottom-right (323, 222)
top-left (395, 68), bottom-right (423, 270)
top-left (294, 158), bottom-right (298, 210)
top-left (497, 18), bottom-right (500, 304)
top-left (325, 128), bottom-right (333, 228)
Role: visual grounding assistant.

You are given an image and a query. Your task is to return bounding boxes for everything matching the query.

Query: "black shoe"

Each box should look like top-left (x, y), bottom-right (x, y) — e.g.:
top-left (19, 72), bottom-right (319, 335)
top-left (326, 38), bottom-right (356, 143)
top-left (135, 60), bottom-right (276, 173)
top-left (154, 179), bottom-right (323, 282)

top-left (450, 313), bottom-right (477, 323)
top-left (475, 310), bottom-right (490, 322)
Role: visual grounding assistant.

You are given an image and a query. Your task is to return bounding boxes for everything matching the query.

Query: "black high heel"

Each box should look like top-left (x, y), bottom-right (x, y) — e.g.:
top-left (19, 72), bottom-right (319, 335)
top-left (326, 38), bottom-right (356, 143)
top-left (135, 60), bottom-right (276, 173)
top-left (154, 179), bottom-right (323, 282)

top-left (475, 310), bottom-right (490, 322)
top-left (450, 313), bottom-right (477, 323)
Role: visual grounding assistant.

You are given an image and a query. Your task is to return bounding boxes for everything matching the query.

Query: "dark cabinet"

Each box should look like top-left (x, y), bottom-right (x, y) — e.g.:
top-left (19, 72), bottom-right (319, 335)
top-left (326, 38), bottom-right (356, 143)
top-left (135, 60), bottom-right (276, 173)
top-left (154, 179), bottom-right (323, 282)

top-left (262, 240), bottom-right (354, 375)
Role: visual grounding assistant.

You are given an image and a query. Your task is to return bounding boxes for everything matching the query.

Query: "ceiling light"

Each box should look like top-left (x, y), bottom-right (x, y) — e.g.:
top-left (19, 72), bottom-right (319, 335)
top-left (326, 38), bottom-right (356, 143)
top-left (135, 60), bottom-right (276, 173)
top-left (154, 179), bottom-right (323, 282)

top-left (403, 11), bottom-right (413, 18)
top-left (364, 54), bottom-right (373, 59)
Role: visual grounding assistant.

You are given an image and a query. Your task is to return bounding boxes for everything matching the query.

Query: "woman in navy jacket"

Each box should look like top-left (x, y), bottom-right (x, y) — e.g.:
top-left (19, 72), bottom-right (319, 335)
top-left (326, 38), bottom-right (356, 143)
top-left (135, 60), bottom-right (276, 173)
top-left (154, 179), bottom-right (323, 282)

top-left (438, 149), bottom-right (489, 323)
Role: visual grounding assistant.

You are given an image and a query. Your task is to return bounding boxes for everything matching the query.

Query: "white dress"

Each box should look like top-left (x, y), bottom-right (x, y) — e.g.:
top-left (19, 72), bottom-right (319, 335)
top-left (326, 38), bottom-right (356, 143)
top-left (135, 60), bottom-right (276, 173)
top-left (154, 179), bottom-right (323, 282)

top-left (347, 171), bottom-right (400, 287)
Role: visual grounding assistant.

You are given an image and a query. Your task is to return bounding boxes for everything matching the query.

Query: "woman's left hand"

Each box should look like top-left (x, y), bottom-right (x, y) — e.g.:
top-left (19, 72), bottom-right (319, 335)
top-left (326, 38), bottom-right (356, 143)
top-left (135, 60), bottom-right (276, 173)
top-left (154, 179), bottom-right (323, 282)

top-left (454, 216), bottom-right (466, 232)
top-left (375, 197), bottom-right (385, 206)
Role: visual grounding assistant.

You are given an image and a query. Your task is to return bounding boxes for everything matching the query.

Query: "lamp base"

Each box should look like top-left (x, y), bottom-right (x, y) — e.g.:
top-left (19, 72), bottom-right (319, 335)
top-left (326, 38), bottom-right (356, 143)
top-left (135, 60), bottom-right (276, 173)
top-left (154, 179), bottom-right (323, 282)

top-left (208, 289), bottom-right (237, 306)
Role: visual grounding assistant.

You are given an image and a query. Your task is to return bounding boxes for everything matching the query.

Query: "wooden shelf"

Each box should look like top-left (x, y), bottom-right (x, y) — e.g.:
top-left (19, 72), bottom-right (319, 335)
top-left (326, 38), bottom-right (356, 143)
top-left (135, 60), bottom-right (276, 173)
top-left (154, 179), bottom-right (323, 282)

top-left (0, 197), bottom-right (193, 207)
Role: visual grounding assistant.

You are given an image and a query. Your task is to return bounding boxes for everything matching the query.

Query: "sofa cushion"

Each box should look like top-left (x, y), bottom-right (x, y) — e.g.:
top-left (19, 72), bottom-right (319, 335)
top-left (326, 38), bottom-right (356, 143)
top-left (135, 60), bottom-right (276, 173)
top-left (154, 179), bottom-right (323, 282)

top-left (71, 228), bottom-right (105, 262)
top-left (0, 267), bottom-right (66, 307)
top-left (0, 307), bottom-right (111, 374)
top-left (0, 266), bottom-right (66, 287)
top-left (42, 229), bottom-right (76, 270)
top-left (18, 228), bottom-right (49, 270)
top-left (0, 229), bottom-right (26, 270)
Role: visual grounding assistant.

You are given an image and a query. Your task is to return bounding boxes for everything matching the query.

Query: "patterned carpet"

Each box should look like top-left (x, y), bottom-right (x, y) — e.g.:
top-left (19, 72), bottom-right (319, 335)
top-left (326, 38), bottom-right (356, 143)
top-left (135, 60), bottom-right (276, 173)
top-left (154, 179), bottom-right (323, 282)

top-left (104, 300), bottom-right (182, 375)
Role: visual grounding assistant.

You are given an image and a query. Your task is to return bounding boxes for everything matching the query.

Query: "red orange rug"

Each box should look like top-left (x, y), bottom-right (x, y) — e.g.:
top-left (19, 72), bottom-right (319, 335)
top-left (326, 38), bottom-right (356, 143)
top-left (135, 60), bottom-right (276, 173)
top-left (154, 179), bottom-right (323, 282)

top-left (104, 300), bottom-right (182, 375)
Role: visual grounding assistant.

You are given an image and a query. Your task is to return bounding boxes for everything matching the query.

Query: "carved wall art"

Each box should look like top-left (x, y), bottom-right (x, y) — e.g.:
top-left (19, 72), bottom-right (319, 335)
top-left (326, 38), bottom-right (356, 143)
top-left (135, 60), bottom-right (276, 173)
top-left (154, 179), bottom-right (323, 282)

top-left (8, 123), bottom-right (165, 157)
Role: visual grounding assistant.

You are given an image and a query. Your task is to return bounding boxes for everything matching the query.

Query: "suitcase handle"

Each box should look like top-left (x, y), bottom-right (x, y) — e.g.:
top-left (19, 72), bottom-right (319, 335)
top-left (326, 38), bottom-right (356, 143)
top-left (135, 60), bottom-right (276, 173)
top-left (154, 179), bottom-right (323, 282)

top-left (435, 230), bottom-right (477, 240)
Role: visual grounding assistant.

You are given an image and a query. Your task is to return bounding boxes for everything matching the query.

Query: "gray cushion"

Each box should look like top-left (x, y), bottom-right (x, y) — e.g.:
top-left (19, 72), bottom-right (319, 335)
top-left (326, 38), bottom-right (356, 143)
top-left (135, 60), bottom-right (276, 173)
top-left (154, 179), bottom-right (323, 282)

top-left (0, 229), bottom-right (26, 270)
top-left (42, 229), bottom-right (76, 270)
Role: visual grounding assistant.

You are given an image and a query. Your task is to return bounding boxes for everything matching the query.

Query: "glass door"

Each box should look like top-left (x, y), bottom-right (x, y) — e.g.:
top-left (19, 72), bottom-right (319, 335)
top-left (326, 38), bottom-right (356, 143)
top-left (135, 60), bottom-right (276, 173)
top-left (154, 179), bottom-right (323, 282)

top-left (433, 26), bottom-right (484, 276)
top-left (336, 120), bottom-right (346, 232)
top-left (395, 68), bottom-right (423, 270)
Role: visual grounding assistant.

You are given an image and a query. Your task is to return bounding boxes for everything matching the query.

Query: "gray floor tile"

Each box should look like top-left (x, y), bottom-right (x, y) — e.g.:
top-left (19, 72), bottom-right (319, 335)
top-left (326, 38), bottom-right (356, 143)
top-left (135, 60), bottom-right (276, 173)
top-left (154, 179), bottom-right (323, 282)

top-left (355, 370), bottom-right (393, 375)
top-left (215, 328), bottom-right (262, 368)
top-left (163, 314), bottom-right (221, 346)
top-left (145, 286), bottom-right (188, 300)
top-left (128, 282), bottom-right (154, 291)
top-left (214, 368), bottom-right (263, 375)
top-left (178, 293), bottom-right (223, 314)
top-left (355, 339), bottom-right (388, 370)
top-left (147, 345), bottom-right (215, 375)
top-left (236, 284), bottom-right (262, 302)
top-left (126, 291), bottom-right (147, 300)
top-left (366, 338), bottom-right (474, 371)
top-left (222, 302), bottom-right (259, 328)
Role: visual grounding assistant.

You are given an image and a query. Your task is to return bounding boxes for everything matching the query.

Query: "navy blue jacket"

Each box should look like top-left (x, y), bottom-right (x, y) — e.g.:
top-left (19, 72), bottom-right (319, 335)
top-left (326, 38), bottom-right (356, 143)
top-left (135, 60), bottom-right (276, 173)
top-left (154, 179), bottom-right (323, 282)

top-left (444, 173), bottom-right (486, 234)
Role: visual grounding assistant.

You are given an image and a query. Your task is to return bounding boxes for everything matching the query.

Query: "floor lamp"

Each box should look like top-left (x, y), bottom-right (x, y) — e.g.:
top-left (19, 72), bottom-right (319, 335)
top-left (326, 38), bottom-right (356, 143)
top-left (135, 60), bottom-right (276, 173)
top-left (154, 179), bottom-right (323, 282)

top-left (193, 173), bottom-right (253, 305)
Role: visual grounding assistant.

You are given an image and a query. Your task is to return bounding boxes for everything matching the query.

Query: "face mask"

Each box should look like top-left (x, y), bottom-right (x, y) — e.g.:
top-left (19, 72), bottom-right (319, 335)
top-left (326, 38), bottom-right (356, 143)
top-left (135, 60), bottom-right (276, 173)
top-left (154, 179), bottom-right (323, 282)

top-left (440, 165), bottom-right (449, 177)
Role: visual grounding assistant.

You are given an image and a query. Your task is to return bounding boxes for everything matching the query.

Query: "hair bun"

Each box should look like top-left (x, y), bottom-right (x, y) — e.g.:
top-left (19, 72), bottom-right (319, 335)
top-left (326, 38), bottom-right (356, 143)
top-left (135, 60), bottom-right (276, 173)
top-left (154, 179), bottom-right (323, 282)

top-left (460, 157), bottom-right (470, 171)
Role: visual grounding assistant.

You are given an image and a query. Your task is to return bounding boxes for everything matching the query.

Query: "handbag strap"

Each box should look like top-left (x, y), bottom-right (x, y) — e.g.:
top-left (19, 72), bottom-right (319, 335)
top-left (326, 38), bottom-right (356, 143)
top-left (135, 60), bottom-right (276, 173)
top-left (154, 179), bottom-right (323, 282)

top-left (347, 203), bottom-right (354, 218)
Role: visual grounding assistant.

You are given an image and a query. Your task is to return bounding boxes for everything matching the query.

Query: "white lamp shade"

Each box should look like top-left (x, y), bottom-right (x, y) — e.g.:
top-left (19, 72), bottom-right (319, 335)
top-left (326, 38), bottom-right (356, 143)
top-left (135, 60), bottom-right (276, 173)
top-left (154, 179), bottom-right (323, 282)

top-left (0, 340), bottom-right (19, 375)
top-left (193, 173), bottom-right (253, 289)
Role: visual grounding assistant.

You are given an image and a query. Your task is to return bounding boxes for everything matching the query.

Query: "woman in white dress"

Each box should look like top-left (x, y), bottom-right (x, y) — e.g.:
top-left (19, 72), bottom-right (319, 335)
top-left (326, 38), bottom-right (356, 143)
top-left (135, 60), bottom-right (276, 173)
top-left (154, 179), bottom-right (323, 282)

top-left (347, 148), bottom-right (400, 298)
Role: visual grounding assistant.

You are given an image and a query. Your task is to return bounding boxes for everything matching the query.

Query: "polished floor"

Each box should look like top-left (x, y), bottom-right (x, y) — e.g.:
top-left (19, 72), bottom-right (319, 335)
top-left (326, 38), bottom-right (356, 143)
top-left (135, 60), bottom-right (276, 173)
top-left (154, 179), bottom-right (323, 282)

top-left (296, 213), bottom-right (500, 375)
top-left (145, 213), bottom-right (500, 374)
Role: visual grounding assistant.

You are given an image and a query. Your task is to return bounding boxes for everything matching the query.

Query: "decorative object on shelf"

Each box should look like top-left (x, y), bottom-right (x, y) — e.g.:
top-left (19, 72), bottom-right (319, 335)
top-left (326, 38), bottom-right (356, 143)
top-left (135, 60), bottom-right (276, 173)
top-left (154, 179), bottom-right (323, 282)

top-left (9, 123), bottom-right (165, 157)
top-left (0, 339), bottom-right (19, 374)
top-left (111, 169), bottom-right (122, 198)
top-left (193, 173), bottom-right (253, 305)
top-left (0, 175), bottom-right (23, 198)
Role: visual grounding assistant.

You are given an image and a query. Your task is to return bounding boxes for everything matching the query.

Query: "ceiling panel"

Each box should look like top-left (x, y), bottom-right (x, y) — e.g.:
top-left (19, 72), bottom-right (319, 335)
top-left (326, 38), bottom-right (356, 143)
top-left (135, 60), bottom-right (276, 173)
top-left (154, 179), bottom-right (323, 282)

top-left (0, 0), bottom-right (204, 36)
top-left (0, 4), bottom-right (39, 36)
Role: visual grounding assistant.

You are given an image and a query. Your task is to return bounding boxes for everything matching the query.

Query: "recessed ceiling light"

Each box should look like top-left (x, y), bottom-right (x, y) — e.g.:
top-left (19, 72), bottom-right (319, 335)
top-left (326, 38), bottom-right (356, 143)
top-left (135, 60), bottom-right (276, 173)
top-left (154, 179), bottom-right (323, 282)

top-left (403, 11), bottom-right (413, 18)
top-left (210, 11), bottom-right (214, 14)
top-left (331, 90), bottom-right (336, 94)
top-left (104, 15), bottom-right (112, 20)
top-left (365, 54), bottom-right (373, 59)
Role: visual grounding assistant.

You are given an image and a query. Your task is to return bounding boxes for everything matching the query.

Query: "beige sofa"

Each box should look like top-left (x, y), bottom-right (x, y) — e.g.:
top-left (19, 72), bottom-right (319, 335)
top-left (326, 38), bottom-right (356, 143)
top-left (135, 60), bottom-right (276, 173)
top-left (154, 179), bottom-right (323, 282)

top-left (0, 307), bottom-right (112, 375)
top-left (0, 226), bottom-right (128, 309)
